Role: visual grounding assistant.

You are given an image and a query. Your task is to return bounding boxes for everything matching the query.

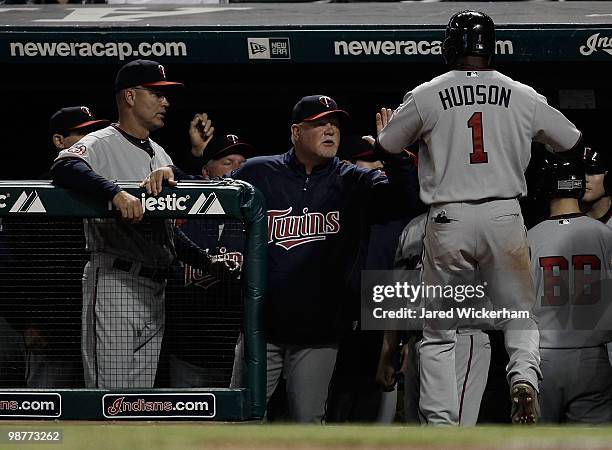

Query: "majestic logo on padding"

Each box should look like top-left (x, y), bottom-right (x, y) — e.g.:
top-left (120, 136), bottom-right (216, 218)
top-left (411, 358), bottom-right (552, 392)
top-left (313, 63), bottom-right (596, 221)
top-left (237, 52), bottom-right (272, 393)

top-left (9, 191), bottom-right (46, 213)
top-left (580, 33), bottom-right (612, 56)
top-left (188, 193), bottom-right (225, 215)
top-left (267, 207), bottom-right (340, 250)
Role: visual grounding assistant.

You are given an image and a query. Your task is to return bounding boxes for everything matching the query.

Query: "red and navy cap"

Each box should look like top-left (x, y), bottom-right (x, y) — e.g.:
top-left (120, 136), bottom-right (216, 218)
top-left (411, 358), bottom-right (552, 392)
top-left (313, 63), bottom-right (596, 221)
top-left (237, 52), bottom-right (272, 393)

top-left (49, 106), bottom-right (110, 136)
top-left (115, 59), bottom-right (183, 92)
top-left (203, 133), bottom-right (255, 164)
top-left (291, 95), bottom-right (349, 124)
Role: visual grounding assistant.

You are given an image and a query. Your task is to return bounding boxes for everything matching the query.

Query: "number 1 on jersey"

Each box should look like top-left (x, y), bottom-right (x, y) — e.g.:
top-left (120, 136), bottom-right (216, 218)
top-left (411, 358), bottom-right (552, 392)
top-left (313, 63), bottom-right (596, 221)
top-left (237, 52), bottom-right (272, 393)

top-left (468, 112), bottom-right (488, 164)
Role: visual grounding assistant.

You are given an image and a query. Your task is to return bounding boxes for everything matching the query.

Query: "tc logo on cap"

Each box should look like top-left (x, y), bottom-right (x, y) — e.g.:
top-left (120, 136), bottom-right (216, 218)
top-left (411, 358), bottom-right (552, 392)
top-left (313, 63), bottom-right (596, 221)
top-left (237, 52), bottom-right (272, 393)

top-left (226, 134), bottom-right (239, 145)
top-left (81, 106), bottom-right (93, 117)
top-left (158, 65), bottom-right (166, 80)
top-left (319, 96), bottom-right (333, 108)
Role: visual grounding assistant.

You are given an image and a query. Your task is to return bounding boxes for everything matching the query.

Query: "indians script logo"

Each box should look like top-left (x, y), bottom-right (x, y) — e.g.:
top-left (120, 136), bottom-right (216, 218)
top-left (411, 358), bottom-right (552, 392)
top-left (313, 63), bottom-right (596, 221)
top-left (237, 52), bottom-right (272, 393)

top-left (267, 207), bottom-right (340, 250)
top-left (80, 106), bottom-right (93, 117)
top-left (158, 64), bottom-right (167, 79)
top-left (580, 33), bottom-right (612, 56)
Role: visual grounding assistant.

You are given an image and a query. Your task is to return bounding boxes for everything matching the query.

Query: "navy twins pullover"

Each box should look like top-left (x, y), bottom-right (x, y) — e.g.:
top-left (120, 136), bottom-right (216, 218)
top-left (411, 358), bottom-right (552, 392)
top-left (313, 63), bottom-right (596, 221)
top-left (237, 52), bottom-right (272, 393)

top-left (230, 149), bottom-right (419, 345)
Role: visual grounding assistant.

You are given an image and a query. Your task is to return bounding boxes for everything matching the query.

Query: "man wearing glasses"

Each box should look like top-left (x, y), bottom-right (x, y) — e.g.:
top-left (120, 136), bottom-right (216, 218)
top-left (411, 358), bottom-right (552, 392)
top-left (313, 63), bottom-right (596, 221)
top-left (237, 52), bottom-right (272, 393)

top-left (51, 59), bottom-right (182, 388)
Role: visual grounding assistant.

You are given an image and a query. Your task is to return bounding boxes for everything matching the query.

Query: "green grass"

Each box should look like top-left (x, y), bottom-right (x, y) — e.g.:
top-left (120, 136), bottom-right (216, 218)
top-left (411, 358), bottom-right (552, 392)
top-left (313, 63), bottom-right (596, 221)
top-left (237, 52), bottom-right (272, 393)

top-left (2, 423), bottom-right (612, 449)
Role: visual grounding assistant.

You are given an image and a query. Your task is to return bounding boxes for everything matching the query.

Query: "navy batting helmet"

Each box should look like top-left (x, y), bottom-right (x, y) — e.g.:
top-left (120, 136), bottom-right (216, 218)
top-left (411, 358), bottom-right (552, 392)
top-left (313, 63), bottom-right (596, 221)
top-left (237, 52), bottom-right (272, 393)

top-left (442, 10), bottom-right (496, 65)
top-left (583, 146), bottom-right (610, 195)
top-left (531, 151), bottom-right (585, 200)
top-left (583, 147), bottom-right (607, 174)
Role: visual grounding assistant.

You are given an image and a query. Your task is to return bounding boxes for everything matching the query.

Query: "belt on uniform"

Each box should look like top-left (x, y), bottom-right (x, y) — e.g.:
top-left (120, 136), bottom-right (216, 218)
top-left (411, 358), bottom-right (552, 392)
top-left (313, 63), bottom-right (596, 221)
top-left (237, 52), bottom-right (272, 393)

top-left (112, 258), bottom-right (169, 283)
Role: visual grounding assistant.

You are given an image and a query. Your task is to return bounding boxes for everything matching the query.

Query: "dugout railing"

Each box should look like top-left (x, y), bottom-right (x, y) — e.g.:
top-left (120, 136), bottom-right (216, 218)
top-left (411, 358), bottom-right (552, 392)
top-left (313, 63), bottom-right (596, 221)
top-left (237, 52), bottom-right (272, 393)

top-left (0, 180), bottom-right (266, 421)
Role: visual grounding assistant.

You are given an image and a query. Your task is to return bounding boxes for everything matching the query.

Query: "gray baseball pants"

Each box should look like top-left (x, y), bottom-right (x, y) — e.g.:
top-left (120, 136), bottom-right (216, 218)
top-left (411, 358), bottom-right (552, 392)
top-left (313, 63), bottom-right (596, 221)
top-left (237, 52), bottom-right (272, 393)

top-left (266, 342), bottom-right (338, 423)
top-left (82, 253), bottom-right (165, 389)
top-left (419, 200), bottom-right (541, 425)
top-left (540, 346), bottom-right (612, 423)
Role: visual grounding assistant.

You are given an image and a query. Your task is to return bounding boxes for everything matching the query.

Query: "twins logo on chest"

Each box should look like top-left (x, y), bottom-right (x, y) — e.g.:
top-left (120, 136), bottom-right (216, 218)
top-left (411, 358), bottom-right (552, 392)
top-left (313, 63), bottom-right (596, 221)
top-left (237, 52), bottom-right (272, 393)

top-left (267, 207), bottom-right (340, 250)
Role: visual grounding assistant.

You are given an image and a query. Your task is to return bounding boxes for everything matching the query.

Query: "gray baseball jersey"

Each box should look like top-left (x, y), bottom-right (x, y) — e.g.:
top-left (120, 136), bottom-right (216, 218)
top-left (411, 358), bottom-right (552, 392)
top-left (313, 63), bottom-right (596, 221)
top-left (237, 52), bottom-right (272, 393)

top-left (528, 214), bottom-right (612, 423)
top-left (395, 212), bottom-right (491, 426)
top-left (528, 214), bottom-right (612, 348)
top-left (379, 70), bottom-right (581, 204)
top-left (55, 125), bottom-right (175, 389)
top-left (55, 125), bottom-right (175, 267)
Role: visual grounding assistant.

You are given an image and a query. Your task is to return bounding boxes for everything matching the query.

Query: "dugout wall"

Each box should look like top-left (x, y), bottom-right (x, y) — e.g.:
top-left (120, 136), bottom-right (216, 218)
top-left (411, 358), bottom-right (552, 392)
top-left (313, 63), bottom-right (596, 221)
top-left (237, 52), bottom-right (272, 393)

top-left (1, 2), bottom-right (611, 185)
top-left (0, 180), bottom-right (267, 420)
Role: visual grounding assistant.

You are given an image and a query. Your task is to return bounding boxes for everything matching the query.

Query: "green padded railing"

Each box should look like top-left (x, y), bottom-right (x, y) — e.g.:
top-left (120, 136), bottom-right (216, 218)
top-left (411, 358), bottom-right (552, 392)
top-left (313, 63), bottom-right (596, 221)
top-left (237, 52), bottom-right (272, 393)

top-left (0, 179), bottom-right (267, 420)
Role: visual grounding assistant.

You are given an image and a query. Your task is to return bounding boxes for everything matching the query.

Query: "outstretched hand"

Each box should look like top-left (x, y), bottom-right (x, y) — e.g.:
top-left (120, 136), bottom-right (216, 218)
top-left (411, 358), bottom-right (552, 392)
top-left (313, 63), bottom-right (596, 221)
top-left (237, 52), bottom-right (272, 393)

top-left (376, 107), bottom-right (393, 135)
top-left (363, 107), bottom-right (394, 146)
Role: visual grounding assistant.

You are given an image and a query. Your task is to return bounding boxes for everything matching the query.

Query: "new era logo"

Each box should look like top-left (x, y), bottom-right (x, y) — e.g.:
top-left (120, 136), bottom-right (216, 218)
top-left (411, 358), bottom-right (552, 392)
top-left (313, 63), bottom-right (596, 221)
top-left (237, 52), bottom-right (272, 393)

top-left (188, 193), bottom-right (225, 215)
top-left (249, 42), bottom-right (267, 55)
top-left (247, 38), bottom-right (291, 60)
top-left (9, 191), bottom-right (46, 213)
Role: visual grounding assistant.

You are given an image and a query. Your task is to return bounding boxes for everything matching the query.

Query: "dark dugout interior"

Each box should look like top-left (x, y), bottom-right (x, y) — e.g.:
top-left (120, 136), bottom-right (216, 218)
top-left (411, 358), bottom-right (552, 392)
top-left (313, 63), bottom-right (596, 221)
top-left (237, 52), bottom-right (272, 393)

top-left (4, 59), bottom-right (610, 227)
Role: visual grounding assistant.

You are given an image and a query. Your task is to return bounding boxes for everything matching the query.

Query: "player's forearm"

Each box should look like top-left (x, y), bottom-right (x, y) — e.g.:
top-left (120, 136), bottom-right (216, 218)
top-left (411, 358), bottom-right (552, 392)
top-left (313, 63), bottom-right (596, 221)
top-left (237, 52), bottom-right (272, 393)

top-left (173, 226), bottom-right (211, 270)
top-left (51, 158), bottom-right (122, 201)
top-left (169, 165), bottom-right (205, 181)
top-left (368, 158), bottom-right (423, 222)
top-left (380, 330), bottom-right (400, 360)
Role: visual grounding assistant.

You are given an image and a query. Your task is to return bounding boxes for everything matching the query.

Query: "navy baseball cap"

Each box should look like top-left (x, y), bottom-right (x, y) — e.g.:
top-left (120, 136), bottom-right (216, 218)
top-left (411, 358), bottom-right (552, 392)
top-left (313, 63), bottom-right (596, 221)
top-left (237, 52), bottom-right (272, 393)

top-left (49, 106), bottom-right (110, 136)
top-left (291, 95), bottom-right (349, 124)
top-left (203, 133), bottom-right (255, 164)
top-left (337, 134), bottom-right (377, 162)
top-left (115, 59), bottom-right (183, 92)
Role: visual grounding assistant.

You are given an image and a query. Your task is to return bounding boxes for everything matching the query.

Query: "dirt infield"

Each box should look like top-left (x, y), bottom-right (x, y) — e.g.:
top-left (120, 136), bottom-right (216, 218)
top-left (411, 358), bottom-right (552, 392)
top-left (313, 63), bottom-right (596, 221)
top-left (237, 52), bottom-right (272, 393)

top-left (1, 422), bottom-right (612, 450)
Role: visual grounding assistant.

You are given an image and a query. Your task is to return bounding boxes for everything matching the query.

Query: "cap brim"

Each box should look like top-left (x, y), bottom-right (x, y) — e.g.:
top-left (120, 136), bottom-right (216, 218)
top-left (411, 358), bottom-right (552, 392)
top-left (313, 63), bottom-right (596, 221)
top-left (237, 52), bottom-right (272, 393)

top-left (141, 81), bottom-right (184, 88)
top-left (207, 143), bottom-right (255, 162)
top-left (70, 119), bottom-right (110, 130)
top-left (303, 109), bottom-right (349, 122)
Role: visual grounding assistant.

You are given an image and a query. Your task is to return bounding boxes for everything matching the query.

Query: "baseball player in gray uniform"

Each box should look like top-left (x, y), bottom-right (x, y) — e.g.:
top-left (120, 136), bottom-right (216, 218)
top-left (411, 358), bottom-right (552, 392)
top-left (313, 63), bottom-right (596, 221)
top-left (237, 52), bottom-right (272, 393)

top-left (378, 212), bottom-right (491, 426)
top-left (377, 10), bottom-right (582, 425)
top-left (51, 59), bottom-right (182, 388)
top-left (528, 154), bottom-right (612, 423)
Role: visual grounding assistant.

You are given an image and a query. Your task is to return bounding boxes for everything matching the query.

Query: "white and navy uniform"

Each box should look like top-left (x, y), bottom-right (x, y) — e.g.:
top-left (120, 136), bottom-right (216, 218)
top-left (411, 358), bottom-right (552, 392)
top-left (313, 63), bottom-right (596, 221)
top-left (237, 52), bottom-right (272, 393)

top-left (379, 69), bottom-right (581, 425)
top-left (53, 125), bottom-right (175, 389)
top-left (395, 213), bottom-right (491, 426)
top-left (529, 214), bottom-right (612, 423)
